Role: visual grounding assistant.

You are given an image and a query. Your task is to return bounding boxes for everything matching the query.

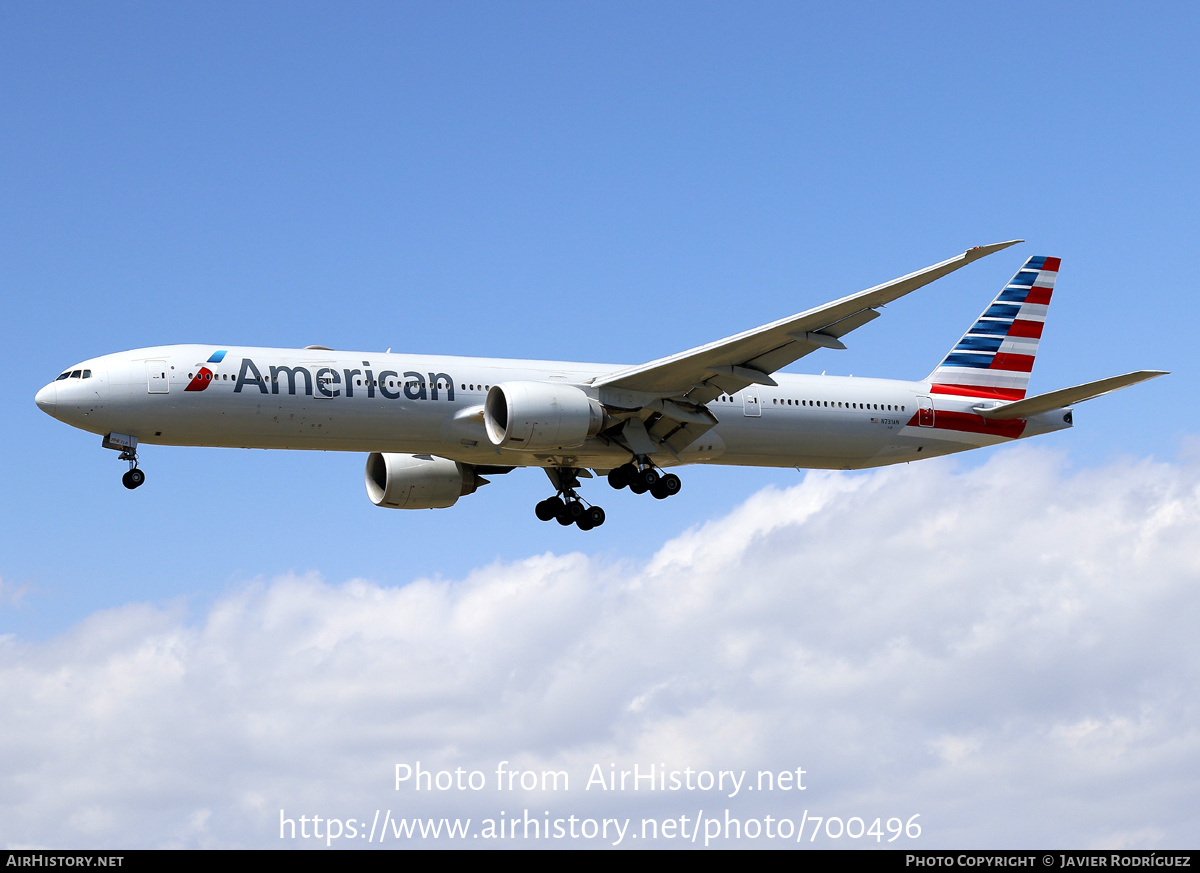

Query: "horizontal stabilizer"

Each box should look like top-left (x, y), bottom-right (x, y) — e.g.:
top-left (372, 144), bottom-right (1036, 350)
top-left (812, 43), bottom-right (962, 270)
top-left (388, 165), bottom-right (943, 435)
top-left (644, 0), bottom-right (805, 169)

top-left (974, 370), bottom-right (1168, 420)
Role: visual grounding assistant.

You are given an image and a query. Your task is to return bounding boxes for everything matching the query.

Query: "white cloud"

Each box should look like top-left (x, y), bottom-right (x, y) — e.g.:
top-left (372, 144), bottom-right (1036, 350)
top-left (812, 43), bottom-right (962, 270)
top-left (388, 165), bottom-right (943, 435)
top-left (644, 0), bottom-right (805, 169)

top-left (0, 577), bottom-right (31, 609)
top-left (1, 447), bottom-right (1198, 848)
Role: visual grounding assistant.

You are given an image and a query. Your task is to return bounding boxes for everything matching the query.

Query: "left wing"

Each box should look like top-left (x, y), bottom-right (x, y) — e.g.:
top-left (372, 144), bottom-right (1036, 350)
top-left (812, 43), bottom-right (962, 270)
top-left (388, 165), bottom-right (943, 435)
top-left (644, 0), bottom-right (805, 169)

top-left (974, 370), bottom-right (1168, 420)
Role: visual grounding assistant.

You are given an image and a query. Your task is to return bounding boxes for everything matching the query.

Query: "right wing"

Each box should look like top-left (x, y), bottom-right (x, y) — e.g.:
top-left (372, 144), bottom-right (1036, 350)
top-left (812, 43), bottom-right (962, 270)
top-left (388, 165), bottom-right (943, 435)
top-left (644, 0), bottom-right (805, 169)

top-left (589, 240), bottom-right (1023, 456)
top-left (594, 240), bottom-right (1023, 402)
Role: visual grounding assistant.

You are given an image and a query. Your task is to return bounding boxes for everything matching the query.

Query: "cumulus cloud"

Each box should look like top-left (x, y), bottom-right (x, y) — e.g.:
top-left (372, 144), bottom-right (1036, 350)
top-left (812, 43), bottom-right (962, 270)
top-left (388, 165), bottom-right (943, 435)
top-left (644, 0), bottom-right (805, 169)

top-left (1, 447), bottom-right (1198, 848)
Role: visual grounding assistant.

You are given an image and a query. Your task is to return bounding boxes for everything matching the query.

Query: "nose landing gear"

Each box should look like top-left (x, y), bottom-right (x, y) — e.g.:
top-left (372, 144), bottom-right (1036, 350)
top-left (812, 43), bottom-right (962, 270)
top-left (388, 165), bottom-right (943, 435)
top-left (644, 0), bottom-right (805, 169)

top-left (103, 432), bottom-right (145, 490)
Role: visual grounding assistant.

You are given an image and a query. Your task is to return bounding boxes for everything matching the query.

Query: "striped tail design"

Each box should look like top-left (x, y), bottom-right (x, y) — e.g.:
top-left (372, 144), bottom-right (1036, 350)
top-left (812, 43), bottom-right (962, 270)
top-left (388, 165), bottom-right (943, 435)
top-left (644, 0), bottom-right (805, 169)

top-left (926, 255), bottom-right (1060, 400)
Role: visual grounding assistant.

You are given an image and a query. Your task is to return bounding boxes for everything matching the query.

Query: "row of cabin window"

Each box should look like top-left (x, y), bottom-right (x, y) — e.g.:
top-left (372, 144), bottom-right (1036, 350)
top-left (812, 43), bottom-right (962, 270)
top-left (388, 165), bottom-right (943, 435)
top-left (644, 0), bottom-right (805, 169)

top-left (772, 398), bottom-right (906, 412)
top-left (186, 372), bottom-right (454, 390)
top-left (189, 377), bottom-right (493, 391)
top-left (170, 375), bottom-right (906, 413)
top-left (644, 391), bottom-right (906, 414)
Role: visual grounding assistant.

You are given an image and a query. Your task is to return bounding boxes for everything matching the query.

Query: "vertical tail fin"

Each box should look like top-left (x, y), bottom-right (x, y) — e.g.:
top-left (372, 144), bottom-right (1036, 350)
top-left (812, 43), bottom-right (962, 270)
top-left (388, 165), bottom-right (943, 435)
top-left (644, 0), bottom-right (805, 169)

top-left (926, 255), bottom-right (1060, 400)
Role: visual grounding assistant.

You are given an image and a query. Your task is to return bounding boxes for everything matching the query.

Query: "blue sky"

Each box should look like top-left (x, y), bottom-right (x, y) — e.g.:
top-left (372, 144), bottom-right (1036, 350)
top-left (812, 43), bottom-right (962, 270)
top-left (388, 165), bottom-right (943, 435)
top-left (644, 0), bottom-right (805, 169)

top-left (1, 2), bottom-right (1196, 848)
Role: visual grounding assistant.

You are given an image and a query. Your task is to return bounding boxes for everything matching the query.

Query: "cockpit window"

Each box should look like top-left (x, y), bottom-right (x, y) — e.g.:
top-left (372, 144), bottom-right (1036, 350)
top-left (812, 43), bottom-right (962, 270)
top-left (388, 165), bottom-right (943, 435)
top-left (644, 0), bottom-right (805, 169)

top-left (70, 370), bottom-right (82, 378)
top-left (82, 370), bottom-right (92, 379)
top-left (56, 372), bottom-right (70, 381)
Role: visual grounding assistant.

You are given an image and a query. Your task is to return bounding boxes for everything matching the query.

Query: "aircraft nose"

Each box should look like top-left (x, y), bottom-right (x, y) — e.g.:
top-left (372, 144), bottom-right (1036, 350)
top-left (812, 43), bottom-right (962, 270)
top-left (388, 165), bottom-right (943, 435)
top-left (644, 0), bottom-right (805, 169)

top-left (35, 383), bottom-right (57, 415)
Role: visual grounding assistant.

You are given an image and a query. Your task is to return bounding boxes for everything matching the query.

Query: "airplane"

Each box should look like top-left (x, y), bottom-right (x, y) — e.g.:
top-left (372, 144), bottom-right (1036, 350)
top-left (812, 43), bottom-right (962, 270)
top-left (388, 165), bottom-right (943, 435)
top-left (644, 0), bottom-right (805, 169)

top-left (34, 241), bottom-right (1165, 530)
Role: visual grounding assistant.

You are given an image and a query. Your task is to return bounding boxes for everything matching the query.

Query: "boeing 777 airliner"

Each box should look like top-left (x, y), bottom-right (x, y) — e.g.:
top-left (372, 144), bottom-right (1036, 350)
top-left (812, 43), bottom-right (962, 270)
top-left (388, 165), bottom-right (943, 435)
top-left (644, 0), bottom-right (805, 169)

top-left (34, 241), bottom-right (1164, 529)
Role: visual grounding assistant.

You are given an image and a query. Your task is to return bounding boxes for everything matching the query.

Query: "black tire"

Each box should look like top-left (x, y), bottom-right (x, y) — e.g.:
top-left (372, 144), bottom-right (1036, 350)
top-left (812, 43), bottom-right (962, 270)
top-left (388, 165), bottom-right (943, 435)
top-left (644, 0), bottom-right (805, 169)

top-left (123, 469), bottom-right (145, 490)
top-left (535, 499), bottom-right (558, 521)
top-left (586, 506), bottom-right (606, 527)
top-left (639, 468), bottom-right (659, 490)
top-left (661, 473), bottom-right (681, 497)
top-left (556, 508), bottom-right (574, 526)
top-left (651, 481), bottom-right (669, 499)
top-left (576, 516), bottom-right (594, 531)
top-left (567, 500), bottom-right (585, 520)
top-left (629, 480), bottom-right (648, 495)
top-left (608, 463), bottom-right (636, 489)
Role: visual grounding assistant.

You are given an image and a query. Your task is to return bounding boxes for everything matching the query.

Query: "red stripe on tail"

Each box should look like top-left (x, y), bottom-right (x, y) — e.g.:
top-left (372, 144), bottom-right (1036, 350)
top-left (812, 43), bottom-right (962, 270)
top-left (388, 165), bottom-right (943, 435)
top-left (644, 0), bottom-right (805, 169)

top-left (1006, 319), bottom-right (1044, 338)
top-left (990, 353), bottom-right (1035, 373)
top-left (930, 383), bottom-right (1027, 400)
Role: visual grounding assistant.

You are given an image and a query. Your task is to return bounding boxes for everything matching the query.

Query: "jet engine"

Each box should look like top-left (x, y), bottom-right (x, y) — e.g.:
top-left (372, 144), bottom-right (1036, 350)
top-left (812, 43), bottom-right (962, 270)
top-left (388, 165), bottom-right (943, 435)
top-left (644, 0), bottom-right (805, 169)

top-left (483, 381), bottom-right (606, 451)
top-left (365, 452), bottom-right (487, 509)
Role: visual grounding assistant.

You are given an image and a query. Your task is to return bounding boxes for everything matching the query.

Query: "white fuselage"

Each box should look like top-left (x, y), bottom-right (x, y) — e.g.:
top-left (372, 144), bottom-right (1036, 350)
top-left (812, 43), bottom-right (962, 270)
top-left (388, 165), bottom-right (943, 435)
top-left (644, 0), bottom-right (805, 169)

top-left (34, 344), bottom-right (1070, 472)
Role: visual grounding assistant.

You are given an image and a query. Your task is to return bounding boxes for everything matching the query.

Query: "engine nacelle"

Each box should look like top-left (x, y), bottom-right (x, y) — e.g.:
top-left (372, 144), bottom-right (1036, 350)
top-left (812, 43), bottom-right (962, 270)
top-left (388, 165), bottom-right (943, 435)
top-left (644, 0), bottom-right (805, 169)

top-left (365, 452), bottom-right (484, 509)
top-left (483, 381), bottom-right (605, 451)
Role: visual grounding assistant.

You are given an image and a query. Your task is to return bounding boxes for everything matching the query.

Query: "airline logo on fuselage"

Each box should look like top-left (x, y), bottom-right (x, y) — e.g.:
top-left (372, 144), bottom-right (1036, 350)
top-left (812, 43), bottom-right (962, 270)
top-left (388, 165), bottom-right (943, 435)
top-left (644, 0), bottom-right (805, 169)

top-left (184, 351), bottom-right (228, 392)
top-left (185, 367), bottom-right (216, 391)
top-left (229, 357), bottom-right (455, 401)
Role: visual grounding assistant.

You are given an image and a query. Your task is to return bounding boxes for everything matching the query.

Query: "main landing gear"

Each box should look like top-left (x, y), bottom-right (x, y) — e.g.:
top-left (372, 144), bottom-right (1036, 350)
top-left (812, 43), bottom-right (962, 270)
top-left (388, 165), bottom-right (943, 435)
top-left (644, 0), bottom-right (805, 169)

top-left (607, 460), bottom-right (681, 500)
top-left (534, 459), bottom-right (683, 530)
top-left (535, 467), bottom-right (606, 531)
top-left (535, 495), bottom-right (606, 530)
top-left (102, 432), bottom-right (146, 490)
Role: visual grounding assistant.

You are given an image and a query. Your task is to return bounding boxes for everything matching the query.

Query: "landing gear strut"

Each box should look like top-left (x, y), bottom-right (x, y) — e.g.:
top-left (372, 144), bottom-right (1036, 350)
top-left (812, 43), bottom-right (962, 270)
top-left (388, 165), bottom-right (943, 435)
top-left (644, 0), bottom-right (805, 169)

top-left (607, 459), bottom-right (681, 500)
top-left (103, 432), bottom-right (145, 490)
top-left (535, 467), bottom-right (606, 530)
